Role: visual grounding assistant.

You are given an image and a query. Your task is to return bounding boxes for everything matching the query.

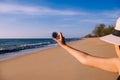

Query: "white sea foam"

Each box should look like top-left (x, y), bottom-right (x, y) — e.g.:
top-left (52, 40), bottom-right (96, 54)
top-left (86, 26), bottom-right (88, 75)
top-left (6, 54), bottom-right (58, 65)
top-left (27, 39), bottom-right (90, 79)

top-left (0, 43), bottom-right (58, 61)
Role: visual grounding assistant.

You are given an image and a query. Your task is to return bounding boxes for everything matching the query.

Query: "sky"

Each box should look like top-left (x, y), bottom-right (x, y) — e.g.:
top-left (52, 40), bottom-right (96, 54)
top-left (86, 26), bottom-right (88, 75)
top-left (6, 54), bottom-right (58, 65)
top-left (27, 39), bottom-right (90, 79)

top-left (0, 0), bottom-right (120, 38)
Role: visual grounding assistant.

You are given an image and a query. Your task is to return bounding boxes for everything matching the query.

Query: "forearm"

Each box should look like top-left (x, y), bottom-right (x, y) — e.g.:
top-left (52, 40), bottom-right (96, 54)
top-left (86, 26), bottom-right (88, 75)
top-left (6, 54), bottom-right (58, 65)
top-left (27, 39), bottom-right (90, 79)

top-left (60, 44), bottom-right (119, 73)
top-left (60, 44), bottom-right (89, 64)
top-left (53, 32), bottom-right (119, 73)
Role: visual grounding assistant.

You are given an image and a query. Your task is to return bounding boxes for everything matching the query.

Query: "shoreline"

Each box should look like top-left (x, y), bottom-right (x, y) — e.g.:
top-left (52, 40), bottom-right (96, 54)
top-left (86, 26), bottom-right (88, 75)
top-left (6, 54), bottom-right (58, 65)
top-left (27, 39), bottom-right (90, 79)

top-left (0, 40), bottom-right (79, 62)
top-left (0, 44), bottom-right (57, 61)
top-left (0, 38), bottom-right (80, 61)
top-left (0, 38), bottom-right (118, 80)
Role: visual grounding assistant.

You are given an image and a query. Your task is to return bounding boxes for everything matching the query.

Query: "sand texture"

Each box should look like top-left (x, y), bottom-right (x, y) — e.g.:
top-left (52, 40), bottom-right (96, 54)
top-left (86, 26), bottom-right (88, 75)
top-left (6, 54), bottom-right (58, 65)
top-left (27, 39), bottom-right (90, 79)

top-left (0, 38), bottom-right (119, 80)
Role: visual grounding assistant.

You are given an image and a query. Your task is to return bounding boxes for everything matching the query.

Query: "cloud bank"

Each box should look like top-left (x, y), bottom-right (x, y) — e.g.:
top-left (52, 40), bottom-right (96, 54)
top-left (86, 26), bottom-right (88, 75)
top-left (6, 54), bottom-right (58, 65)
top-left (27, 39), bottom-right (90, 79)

top-left (0, 2), bottom-right (120, 38)
top-left (0, 3), bottom-right (81, 15)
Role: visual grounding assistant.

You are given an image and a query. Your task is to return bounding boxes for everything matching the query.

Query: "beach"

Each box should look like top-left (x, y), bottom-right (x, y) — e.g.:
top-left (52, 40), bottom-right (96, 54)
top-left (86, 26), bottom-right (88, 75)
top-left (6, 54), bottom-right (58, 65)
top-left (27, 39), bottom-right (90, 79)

top-left (0, 38), bottom-right (118, 80)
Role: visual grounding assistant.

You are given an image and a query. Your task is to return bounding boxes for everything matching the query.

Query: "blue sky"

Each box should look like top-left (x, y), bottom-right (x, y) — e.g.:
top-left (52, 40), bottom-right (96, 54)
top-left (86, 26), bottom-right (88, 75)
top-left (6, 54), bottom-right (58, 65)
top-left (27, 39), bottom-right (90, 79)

top-left (0, 0), bottom-right (120, 38)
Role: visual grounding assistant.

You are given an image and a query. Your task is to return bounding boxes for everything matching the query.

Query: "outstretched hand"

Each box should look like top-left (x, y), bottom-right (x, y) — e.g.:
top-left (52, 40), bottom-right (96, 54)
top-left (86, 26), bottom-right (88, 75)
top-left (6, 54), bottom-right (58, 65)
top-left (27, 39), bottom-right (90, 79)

top-left (53, 32), bottom-right (66, 46)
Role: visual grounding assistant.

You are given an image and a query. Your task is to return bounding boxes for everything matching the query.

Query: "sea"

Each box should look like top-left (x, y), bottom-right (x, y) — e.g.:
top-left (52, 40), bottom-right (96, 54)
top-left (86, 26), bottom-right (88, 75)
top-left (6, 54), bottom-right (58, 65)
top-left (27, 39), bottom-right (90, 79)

top-left (0, 38), bottom-right (80, 61)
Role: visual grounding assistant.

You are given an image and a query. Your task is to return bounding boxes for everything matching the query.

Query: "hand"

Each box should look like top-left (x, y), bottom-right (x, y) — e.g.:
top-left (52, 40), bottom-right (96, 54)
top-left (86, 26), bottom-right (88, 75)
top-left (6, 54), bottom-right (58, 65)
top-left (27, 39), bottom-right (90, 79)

top-left (53, 32), bottom-right (66, 46)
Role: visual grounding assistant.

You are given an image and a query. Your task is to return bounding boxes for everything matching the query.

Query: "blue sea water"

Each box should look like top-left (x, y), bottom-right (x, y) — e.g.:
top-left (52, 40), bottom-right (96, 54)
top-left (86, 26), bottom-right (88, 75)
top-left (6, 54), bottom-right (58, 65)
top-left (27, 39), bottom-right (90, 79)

top-left (0, 38), bottom-right (80, 61)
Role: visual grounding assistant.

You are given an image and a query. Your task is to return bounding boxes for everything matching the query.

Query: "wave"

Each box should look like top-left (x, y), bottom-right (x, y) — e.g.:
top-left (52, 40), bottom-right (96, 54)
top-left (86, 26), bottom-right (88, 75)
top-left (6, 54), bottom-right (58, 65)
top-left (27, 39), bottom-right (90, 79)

top-left (0, 42), bottom-right (51, 54)
top-left (0, 38), bottom-right (81, 54)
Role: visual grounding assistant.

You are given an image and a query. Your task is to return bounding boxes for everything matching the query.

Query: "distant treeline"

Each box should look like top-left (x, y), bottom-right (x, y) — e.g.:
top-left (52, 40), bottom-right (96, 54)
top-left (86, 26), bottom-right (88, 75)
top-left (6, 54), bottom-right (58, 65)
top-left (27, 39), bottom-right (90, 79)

top-left (85, 24), bottom-right (114, 38)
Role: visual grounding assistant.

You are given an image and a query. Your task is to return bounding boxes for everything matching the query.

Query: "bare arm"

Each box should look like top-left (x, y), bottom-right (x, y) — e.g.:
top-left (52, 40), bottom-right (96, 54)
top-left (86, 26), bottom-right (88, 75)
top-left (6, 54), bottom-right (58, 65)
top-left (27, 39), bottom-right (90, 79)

top-left (53, 32), bottom-right (119, 73)
top-left (61, 44), bottom-right (118, 73)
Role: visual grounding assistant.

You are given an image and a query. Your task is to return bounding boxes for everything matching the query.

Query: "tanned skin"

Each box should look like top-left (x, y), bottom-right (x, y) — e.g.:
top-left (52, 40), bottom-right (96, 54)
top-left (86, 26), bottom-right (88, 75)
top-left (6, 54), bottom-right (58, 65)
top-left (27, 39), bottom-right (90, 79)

top-left (53, 32), bottom-right (120, 75)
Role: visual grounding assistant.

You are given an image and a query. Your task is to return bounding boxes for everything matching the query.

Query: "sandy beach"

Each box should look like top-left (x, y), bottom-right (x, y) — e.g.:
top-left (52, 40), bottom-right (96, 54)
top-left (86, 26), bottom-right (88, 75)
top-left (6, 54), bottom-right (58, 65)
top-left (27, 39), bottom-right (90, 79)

top-left (0, 38), bottom-right (119, 80)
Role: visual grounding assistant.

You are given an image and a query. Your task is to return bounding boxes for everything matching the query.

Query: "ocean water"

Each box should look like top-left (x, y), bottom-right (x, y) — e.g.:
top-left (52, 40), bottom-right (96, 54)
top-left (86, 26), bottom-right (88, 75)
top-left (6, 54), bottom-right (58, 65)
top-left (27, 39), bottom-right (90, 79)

top-left (0, 38), bottom-right (80, 61)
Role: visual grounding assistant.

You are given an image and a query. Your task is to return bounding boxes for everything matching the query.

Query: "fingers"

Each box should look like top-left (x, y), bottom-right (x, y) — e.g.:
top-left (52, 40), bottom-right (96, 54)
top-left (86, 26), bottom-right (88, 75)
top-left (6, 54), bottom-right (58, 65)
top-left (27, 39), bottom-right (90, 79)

top-left (58, 32), bottom-right (63, 39)
top-left (52, 32), bottom-right (63, 40)
top-left (52, 32), bottom-right (66, 45)
top-left (52, 37), bottom-right (58, 42)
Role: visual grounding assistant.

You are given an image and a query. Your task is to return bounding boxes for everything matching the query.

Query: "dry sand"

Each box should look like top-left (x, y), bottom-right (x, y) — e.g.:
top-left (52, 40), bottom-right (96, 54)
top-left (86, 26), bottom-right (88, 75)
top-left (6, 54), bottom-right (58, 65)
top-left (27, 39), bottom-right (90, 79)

top-left (0, 38), bottom-right (119, 80)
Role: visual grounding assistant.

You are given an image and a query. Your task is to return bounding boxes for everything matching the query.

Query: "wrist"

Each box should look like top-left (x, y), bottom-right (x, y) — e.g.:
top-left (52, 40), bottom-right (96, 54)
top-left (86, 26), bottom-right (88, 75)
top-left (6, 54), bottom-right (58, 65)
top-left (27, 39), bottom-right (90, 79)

top-left (59, 43), bottom-right (67, 47)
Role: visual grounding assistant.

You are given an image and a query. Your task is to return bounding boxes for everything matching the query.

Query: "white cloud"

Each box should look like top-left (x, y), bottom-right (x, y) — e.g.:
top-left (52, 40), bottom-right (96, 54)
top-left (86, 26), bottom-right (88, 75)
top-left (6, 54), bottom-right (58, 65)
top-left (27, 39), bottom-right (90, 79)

top-left (0, 3), bottom-right (81, 15)
top-left (62, 10), bottom-right (120, 25)
top-left (101, 10), bottom-right (120, 18)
